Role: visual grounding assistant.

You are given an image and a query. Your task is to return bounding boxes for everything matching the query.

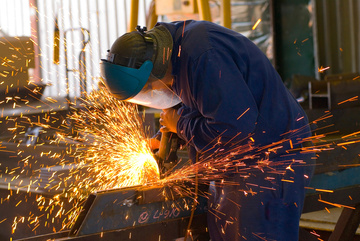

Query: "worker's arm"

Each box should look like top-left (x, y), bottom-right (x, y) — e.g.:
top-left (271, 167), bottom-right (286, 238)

top-left (176, 49), bottom-right (259, 153)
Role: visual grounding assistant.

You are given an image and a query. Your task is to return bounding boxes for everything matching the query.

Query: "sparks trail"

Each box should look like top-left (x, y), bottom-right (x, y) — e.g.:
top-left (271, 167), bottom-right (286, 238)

top-left (159, 111), bottom-right (360, 200)
top-left (68, 84), bottom-right (160, 190)
top-left (9, 84), bottom-right (160, 233)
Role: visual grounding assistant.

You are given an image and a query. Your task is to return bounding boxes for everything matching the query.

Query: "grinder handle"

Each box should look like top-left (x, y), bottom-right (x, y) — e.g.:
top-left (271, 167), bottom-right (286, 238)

top-left (158, 131), bottom-right (172, 163)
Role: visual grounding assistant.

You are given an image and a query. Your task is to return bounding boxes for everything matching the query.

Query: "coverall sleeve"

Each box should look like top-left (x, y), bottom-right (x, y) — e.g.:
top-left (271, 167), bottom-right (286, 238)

top-left (176, 49), bottom-right (259, 153)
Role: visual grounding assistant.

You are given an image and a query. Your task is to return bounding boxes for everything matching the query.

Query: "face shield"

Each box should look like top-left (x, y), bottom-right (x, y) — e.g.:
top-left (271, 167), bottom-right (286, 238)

top-left (127, 78), bottom-right (181, 109)
top-left (100, 59), bottom-right (181, 109)
top-left (100, 25), bottom-right (180, 109)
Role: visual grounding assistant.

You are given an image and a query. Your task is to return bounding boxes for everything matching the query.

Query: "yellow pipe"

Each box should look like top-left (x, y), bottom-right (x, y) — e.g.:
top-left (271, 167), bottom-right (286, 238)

top-left (197, 0), bottom-right (212, 22)
top-left (221, 0), bottom-right (231, 29)
top-left (53, 15), bottom-right (60, 65)
top-left (129, 0), bottom-right (139, 32)
top-left (147, 1), bottom-right (158, 29)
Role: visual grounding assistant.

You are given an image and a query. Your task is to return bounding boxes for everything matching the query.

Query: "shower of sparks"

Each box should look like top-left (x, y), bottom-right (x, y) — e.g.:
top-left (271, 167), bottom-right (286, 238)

top-left (6, 84), bottom-right (160, 233)
top-left (161, 134), bottom-right (308, 189)
top-left (1, 19), bottom-right (163, 237)
top-left (68, 84), bottom-right (160, 190)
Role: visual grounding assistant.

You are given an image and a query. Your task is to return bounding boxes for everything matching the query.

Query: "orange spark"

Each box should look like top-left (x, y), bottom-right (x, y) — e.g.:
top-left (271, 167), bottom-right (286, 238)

top-left (337, 96), bottom-right (358, 105)
top-left (318, 199), bottom-right (355, 209)
top-left (252, 19), bottom-right (261, 30)
top-left (318, 66), bottom-right (330, 73)
top-left (237, 108), bottom-right (249, 120)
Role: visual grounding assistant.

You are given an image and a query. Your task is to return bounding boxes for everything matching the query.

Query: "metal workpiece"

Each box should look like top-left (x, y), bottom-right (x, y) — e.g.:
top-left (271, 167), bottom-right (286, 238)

top-left (16, 184), bottom-right (209, 241)
top-left (69, 185), bottom-right (208, 237)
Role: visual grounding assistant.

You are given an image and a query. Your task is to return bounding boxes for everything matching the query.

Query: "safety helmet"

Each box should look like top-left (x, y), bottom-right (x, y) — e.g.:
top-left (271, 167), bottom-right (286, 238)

top-left (100, 25), bottom-right (181, 109)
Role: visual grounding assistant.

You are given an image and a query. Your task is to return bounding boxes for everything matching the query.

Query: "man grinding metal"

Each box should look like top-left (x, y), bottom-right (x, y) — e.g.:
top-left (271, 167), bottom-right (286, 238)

top-left (100, 20), bottom-right (315, 241)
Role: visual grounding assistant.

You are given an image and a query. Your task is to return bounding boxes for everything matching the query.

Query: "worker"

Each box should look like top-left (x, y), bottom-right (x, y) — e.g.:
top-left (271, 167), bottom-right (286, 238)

top-left (100, 20), bottom-right (315, 241)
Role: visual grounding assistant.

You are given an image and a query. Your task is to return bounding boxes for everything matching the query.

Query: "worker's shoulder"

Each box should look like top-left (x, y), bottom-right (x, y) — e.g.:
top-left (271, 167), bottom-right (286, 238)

top-left (159, 20), bottom-right (212, 45)
top-left (158, 21), bottom-right (212, 60)
top-left (161, 20), bottom-right (251, 61)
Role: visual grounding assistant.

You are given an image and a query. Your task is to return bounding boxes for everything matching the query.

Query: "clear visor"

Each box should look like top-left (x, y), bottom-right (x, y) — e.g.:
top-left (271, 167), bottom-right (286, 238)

top-left (127, 79), bottom-right (182, 109)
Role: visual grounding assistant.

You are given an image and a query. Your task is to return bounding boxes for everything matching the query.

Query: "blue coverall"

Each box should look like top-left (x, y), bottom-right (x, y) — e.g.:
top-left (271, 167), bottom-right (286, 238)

top-left (159, 20), bottom-right (315, 241)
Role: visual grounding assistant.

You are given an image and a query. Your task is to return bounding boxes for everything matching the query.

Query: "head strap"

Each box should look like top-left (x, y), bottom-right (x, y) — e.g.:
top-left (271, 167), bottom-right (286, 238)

top-left (106, 25), bottom-right (155, 69)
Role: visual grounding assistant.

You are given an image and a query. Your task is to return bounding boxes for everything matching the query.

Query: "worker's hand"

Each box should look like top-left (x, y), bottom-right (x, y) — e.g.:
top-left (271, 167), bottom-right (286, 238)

top-left (148, 137), bottom-right (160, 151)
top-left (159, 108), bottom-right (180, 133)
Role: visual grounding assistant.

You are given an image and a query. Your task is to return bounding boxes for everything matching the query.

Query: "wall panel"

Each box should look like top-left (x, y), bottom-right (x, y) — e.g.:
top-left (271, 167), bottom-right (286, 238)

top-left (0, 0), bottom-right (150, 98)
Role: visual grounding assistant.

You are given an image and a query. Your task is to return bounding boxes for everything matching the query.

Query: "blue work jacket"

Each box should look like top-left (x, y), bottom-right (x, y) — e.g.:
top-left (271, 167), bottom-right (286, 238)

top-left (159, 20), bottom-right (314, 241)
top-left (160, 20), bottom-right (310, 157)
